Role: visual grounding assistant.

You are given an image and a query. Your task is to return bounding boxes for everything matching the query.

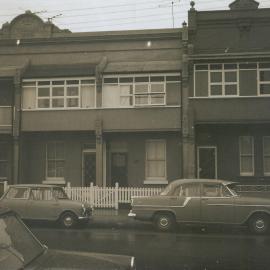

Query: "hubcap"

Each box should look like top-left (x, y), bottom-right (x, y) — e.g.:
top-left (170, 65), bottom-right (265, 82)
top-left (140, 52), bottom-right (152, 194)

top-left (255, 219), bottom-right (265, 230)
top-left (64, 216), bottom-right (73, 226)
top-left (160, 217), bottom-right (169, 227)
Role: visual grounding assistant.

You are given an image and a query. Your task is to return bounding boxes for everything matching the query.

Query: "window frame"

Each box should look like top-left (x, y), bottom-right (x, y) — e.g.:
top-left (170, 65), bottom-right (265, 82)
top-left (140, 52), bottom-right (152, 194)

top-left (144, 139), bottom-right (167, 184)
top-left (239, 136), bottom-right (254, 176)
top-left (0, 143), bottom-right (8, 180)
top-left (45, 141), bottom-right (65, 182)
top-left (263, 136), bottom-right (270, 176)
top-left (22, 77), bottom-right (96, 110)
top-left (102, 73), bottom-right (180, 108)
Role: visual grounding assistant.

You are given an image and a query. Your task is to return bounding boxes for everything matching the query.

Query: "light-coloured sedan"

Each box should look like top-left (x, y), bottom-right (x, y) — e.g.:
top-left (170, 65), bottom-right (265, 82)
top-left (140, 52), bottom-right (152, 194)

top-left (128, 179), bottom-right (270, 234)
top-left (0, 184), bottom-right (92, 228)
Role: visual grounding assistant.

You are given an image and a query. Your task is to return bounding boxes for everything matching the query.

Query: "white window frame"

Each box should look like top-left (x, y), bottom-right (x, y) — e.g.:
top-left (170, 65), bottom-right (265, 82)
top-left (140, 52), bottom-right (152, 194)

top-left (263, 136), bottom-right (270, 176)
top-left (239, 136), bottom-right (254, 176)
top-left (144, 139), bottom-right (167, 184)
top-left (0, 143), bottom-right (8, 180)
top-left (257, 63), bottom-right (270, 96)
top-left (102, 73), bottom-right (180, 108)
top-left (45, 141), bottom-right (65, 183)
top-left (22, 77), bottom-right (96, 110)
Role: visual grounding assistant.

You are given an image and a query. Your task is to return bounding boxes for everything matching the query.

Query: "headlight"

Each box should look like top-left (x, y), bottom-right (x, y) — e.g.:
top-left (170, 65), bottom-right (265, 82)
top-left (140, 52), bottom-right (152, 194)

top-left (82, 204), bottom-right (86, 211)
top-left (130, 257), bottom-right (136, 270)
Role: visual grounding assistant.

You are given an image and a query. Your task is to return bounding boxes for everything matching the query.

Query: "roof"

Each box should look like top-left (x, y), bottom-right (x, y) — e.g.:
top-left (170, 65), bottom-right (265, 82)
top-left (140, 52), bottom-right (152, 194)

top-left (7, 184), bottom-right (62, 188)
top-left (169, 179), bottom-right (236, 186)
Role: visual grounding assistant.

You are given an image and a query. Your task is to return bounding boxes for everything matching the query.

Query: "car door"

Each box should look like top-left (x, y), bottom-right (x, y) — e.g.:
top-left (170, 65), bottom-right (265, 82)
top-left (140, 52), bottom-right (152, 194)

top-left (201, 183), bottom-right (235, 224)
top-left (26, 188), bottom-right (59, 220)
top-left (174, 183), bottom-right (201, 223)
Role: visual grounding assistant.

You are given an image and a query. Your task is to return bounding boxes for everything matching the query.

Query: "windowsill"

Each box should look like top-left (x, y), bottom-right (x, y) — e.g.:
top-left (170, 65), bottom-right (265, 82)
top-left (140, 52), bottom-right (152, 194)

top-left (42, 179), bottom-right (66, 185)
top-left (144, 180), bottom-right (168, 185)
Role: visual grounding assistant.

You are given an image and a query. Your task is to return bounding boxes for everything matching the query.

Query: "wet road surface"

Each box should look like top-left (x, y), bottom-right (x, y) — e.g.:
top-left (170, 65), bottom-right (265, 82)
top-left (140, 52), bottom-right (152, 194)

top-left (31, 224), bottom-right (270, 270)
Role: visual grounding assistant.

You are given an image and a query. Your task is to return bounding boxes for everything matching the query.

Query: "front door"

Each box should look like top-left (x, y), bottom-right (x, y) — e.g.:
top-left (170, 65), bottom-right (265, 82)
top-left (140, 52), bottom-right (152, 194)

top-left (111, 153), bottom-right (128, 187)
top-left (83, 151), bottom-right (96, 186)
top-left (197, 146), bottom-right (217, 179)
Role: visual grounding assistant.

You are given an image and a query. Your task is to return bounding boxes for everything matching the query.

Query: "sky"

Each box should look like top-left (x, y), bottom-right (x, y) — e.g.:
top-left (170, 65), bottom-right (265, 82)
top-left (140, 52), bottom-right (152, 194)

top-left (0, 0), bottom-right (270, 32)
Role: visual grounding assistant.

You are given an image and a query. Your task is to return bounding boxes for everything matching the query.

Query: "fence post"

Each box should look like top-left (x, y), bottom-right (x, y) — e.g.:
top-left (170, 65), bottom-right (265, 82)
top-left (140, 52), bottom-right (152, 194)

top-left (115, 182), bottom-right (119, 210)
top-left (90, 182), bottom-right (94, 208)
top-left (4, 181), bottom-right (8, 192)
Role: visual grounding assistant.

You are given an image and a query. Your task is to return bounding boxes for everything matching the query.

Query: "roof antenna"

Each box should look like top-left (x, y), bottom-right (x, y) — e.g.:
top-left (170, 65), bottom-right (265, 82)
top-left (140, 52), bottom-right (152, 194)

top-left (47, 14), bottom-right (62, 23)
top-left (159, 1), bottom-right (180, 28)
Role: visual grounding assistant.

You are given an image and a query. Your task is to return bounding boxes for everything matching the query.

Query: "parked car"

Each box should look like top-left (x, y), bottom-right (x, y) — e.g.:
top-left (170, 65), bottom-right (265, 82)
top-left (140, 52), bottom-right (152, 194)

top-left (0, 208), bottom-right (136, 270)
top-left (128, 179), bottom-right (270, 234)
top-left (0, 184), bottom-right (92, 228)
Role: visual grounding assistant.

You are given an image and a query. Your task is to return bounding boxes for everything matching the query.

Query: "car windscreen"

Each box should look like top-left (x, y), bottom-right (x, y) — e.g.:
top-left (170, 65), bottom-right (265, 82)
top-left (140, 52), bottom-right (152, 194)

top-left (0, 213), bottom-right (44, 269)
top-left (160, 182), bottom-right (179, 196)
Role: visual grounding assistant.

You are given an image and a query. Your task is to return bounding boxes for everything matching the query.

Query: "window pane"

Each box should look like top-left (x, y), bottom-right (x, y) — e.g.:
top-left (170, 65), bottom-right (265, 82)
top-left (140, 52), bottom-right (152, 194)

top-left (225, 85), bottom-right (237, 95)
top-left (264, 157), bottom-right (270, 174)
top-left (0, 162), bottom-right (7, 178)
top-left (203, 184), bottom-right (221, 197)
top-left (38, 88), bottom-right (49, 97)
top-left (67, 98), bottom-right (79, 107)
top-left (150, 76), bottom-right (164, 82)
top-left (210, 72), bottom-right (222, 83)
top-left (260, 71), bottom-right (270, 81)
top-left (52, 87), bottom-right (64, 97)
top-left (22, 81), bottom-right (36, 87)
top-left (135, 95), bottom-right (148, 105)
top-left (224, 64), bottom-right (237, 70)
top-left (135, 77), bottom-right (149, 83)
top-left (47, 161), bottom-right (56, 177)
top-left (210, 85), bottom-right (222, 95)
top-left (210, 64), bottom-right (222, 70)
top-left (67, 80), bottom-right (79, 85)
top-left (52, 99), bottom-right (64, 107)
top-left (67, 86), bottom-right (79, 96)
top-left (55, 143), bottom-right (64, 159)
top-left (38, 99), bottom-right (50, 108)
top-left (260, 84), bottom-right (270, 95)
top-left (151, 95), bottom-right (165, 105)
top-left (119, 77), bottom-right (133, 83)
top-left (81, 79), bottom-right (95, 84)
top-left (166, 75), bottom-right (181, 81)
top-left (150, 84), bottom-right (164, 93)
top-left (56, 161), bottom-right (64, 177)
top-left (120, 97), bottom-right (132, 106)
top-left (195, 65), bottom-right (208, 71)
top-left (241, 156), bottom-right (253, 173)
top-left (239, 63), bottom-right (257, 69)
top-left (38, 81), bottom-right (50, 86)
top-left (81, 85), bottom-right (95, 108)
top-left (52, 81), bottom-right (64, 85)
top-left (134, 84), bottom-right (148, 93)
top-left (102, 85), bottom-right (120, 107)
top-left (240, 136), bottom-right (253, 155)
top-left (147, 161), bottom-right (165, 178)
top-left (104, 78), bottom-right (118, 84)
top-left (120, 85), bottom-right (132, 95)
top-left (264, 137), bottom-right (270, 155)
top-left (225, 72), bottom-right (237, 82)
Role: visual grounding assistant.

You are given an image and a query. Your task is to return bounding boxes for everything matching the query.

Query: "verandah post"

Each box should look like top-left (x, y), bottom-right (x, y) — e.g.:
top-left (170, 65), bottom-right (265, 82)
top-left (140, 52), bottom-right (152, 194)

top-left (90, 182), bottom-right (94, 208)
top-left (115, 182), bottom-right (119, 210)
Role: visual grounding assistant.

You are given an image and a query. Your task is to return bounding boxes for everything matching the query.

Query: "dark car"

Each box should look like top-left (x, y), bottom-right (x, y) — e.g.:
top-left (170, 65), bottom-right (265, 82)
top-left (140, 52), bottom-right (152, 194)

top-left (128, 178), bottom-right (270, 234)
top-left (0, 184), bottom-right (92, 228)
top-left (0, 208), bottom-right (136, 270)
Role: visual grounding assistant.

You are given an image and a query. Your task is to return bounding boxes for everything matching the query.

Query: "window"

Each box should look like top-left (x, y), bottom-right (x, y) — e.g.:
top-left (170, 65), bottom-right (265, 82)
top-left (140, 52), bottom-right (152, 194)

top-left (145, 140), bottom-right (166, 182)
top-left (178, 183), bottom-right (200, 197)
top-left (102, 74), bottom-right (180, 108)
top-left (46, 142), bottom-right (65, 179)
top-left (6, 187), bottom-right (29, 199)
top-left (209, 64), bottom-right (238, 96)
top-left (0, 143), bottom-right (8, 180)
top-left (263, 137), bottom-right (270, 176)
top-left (239, 136), bottom-right (254, 176)
top-left (202, 184), bottom-right (231, 197)
top-left (22, 78), bottom-right (96, 109)
top-left (259, 63), bottom-right (270, 95)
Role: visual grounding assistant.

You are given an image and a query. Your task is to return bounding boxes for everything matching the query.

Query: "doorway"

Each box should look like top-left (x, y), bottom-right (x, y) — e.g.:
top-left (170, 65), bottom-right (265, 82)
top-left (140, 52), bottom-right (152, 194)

top-left (197, 146), bottom-right (217, 179)
top-left (111, 153), bottom-right (128, 187)
top-left (82, 150), bottom-right (96, 186)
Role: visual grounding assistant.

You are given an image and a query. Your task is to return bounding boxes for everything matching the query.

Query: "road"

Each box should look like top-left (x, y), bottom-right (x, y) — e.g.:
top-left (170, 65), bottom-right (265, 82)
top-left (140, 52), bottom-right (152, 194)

top-left (30, 223), bottom-right (270, 270)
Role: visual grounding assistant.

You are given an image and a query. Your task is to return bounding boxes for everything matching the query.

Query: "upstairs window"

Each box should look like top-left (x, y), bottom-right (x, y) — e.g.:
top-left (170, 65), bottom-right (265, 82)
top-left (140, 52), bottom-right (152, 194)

top-left (259, 63), bottom-right (270, 95)
top-left (0, 143), bottom-right (8, 180)
top-left (22, 78), bottom-right (96, 110)
top-left (103, 74), bottom-right (180, 108)
top-left (239, 136), bottom-right (254, 176)
top-left (263, 137), bottom-right (270, 176)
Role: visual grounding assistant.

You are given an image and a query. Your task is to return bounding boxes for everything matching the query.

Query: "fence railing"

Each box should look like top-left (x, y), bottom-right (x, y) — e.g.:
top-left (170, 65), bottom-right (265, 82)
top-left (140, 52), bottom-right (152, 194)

top-left (2, 181), bottom-right (270, 210)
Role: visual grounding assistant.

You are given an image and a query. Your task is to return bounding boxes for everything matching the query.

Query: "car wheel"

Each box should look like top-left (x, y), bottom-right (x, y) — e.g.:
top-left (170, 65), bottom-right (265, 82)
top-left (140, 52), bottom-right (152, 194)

top-left (154, 213), bottom-right (175, 232)
top-left (60, 212), bottom-right (77, 228)
top-left (248, 214), bottom-right (269, 234)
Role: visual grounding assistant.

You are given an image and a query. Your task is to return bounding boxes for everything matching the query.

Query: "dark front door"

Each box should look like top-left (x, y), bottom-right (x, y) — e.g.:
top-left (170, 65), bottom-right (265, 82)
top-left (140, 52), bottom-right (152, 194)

top-left (111, 153), bottom-right (128, 187)
top-left (198, 147), bottom-right (217, 179)
top-left (83, 152), bottom-right (96, 186)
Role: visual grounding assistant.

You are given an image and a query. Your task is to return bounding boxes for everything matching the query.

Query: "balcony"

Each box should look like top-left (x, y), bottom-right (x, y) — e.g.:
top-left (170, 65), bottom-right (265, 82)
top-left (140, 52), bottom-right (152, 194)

top-left (21, 107), bottom-right (181, 132)
top-left (0, 107), bottom-right (12, 133)
top-left (190, 97), bottom-right (270, 124)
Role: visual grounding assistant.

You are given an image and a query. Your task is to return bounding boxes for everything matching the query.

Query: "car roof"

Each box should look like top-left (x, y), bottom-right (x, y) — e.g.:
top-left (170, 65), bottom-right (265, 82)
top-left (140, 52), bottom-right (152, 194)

top-left (169, 179), bottom-right (236, 186)
top-left (7, 184), bottom-right (63, 188)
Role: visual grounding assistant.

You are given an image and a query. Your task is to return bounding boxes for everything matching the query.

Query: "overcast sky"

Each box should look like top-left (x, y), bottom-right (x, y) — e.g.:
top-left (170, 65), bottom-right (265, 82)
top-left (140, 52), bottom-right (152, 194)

top-left (1, 0), bottom-right (270, 32)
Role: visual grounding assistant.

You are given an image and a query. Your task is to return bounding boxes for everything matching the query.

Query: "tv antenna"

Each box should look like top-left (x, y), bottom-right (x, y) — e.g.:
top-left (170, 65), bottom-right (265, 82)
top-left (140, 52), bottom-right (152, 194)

top-left (47, 14), bottom-right (62, 23)
top-left (158, 1), bottom-right (180, 28)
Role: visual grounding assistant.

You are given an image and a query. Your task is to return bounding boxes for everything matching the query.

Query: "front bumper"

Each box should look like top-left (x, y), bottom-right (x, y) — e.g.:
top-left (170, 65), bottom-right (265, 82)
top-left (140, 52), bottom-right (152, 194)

top-left (128, 210), bottom-right (136, 217)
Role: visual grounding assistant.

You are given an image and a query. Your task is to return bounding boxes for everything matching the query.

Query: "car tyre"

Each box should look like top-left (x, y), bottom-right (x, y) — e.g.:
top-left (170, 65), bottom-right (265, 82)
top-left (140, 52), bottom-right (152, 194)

top-left (248, 214), bottom-right (269, 234)
top-left (60, 212), bottom-right (77, 229)
top-left (154, 213), bottom-right (175, 232)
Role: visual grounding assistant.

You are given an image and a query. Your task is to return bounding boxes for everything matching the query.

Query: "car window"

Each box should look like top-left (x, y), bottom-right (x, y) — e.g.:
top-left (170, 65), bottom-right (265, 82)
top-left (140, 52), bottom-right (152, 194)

top-left (53, 188), bottom-right (68, 199)
top-left (30, 188), bottom-right (54, 201)
top-left (179, 183), bottom-right (200, 197)
top-left (6, 188), bottom-right (29, 200)
top-left (202, 184), bottom-right (231, 197)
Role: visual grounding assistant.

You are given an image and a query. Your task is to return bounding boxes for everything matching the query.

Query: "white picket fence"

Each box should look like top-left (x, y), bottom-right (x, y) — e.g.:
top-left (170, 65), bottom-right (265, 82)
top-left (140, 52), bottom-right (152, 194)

top-left (64, 182), bottom-right (162, 209)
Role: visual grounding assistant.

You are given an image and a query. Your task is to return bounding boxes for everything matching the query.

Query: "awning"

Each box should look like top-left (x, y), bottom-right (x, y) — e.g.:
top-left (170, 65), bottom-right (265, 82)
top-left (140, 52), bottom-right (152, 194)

top-left (23, 63), bottom-right (96, 78)
top-left (104, 61), bottom-right (182, 73)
